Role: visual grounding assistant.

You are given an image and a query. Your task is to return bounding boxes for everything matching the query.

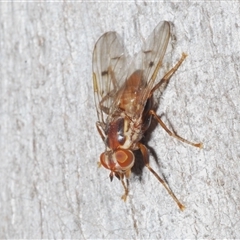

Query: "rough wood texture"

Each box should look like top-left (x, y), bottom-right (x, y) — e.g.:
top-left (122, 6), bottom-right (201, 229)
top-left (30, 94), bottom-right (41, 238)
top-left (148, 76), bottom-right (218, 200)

top-left (0, 2), bottom-right (239, 238)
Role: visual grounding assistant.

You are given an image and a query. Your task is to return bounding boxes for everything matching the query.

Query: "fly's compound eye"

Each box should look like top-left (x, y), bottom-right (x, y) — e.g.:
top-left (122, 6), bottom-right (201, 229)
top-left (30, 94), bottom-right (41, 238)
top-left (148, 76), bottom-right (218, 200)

top-left (100, 152), bottom-right (112, 170)
top-left (115, 149), bottom-right (135, 170)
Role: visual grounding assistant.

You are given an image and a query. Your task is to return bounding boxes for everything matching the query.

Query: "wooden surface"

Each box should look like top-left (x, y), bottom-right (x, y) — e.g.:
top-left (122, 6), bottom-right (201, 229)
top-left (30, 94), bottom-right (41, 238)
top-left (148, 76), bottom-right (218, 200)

top-left (0, 2), bottom-right (239, 238)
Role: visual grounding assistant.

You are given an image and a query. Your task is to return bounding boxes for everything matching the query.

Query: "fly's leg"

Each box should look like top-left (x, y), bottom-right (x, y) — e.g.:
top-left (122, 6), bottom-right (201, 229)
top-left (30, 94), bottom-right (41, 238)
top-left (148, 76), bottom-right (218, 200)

top-left (93, 66), bottom-right (118, 119)
top-left (138, 143), bottom-right (185, 211)
top-left (149, 110), bottom-right (203, 148)
top-left (150, 53), bottom-right (188, 95)
top-left (96, 122), bottom-right (106, 142)
top-left (120, 177), bottom-right (129, 201)
top-left (98, 89), bottom-right (116, 115)
top-left (115, 172), bottom-right (130, 201)
top-left (150, 52), bottom-right (203, 148)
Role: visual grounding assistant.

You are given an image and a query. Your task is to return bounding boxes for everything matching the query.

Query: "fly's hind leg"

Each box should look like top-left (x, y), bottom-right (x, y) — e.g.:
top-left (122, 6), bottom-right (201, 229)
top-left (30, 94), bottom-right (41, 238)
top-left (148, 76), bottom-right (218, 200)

top-left (150, 53), bottom-right (188, 95)
top-left (138, 143), bottom-right (185, 211)
top-left (150, 52), bottom-right (203, 148)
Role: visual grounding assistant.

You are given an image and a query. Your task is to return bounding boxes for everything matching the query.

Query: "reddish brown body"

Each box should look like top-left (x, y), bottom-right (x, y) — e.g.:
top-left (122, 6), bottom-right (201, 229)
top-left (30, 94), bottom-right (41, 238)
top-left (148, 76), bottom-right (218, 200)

top-left (93, 21), bottom-right (202, 210)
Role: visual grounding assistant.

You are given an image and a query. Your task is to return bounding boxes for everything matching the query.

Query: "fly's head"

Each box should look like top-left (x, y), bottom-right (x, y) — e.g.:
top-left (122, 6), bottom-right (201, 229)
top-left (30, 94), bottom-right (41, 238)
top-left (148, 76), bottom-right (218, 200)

top-left (100, 148), bottom-right (134, 181)
top-left (100, 116), bottom-right (137, 180)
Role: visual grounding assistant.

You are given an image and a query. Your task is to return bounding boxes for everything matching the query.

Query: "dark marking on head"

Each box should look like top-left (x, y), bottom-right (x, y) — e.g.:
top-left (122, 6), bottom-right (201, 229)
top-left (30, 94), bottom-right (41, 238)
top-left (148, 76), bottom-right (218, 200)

top-left (102, 70), bottom-right (108, 76)
top-left (149, 61), bottom-right (154, 67)
top-left (143, 50), bottom-right (152, 54)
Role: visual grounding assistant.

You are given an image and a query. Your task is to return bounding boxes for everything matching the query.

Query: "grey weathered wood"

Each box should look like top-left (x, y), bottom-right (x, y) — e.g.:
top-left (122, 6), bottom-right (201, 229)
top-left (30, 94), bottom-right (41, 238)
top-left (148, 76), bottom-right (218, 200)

top-left (0, 2), bottom-right (239, 238)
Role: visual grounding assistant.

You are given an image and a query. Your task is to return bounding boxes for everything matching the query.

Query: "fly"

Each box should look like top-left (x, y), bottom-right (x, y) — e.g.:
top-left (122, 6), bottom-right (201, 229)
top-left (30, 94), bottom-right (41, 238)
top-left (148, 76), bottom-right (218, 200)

top-left (92, 21), bottom-right (203, 211)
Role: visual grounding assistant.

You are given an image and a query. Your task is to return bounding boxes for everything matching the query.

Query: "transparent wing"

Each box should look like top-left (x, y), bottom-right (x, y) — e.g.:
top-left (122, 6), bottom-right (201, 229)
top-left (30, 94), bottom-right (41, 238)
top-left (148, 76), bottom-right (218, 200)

top-left (109, 21), bottom-right (170, 118)
top-left (92, 31), bottom-right (129, 123)
top-left (142, 21), bottom-right (170, 87)
top-left (136, 21), bottom-right (170, 109)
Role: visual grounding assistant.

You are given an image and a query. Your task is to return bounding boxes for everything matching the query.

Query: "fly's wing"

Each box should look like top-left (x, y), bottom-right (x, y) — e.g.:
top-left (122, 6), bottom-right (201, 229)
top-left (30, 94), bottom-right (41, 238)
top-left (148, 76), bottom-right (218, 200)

top-left (109, 21), bottom-right (170, 119)
top-left (138, 21), bottom-right (170, 109)
top-left (92, 32), bottom-right (128, 124)
top-left (142, 21), bottom-right (170, 89)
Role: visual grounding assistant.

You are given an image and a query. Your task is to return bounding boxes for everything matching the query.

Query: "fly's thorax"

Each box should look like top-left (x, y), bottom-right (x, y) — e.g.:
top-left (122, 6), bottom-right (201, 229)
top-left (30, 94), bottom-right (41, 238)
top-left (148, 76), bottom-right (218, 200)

top-left (105, 114), bottom-right (142, 151)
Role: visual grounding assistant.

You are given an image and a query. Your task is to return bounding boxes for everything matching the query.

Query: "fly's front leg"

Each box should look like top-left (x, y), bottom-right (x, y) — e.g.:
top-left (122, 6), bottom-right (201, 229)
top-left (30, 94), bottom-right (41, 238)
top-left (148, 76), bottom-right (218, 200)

top-left (138, 143), bottom-right (185, 211)
top-left (115, 172), bottom-right (129, 201)
top-left (149, 110), bottom-right (203, 148)
top-left (113, 170), bottom-right (131, 201)
top-left (120, 177), bottom-right (129, 201)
